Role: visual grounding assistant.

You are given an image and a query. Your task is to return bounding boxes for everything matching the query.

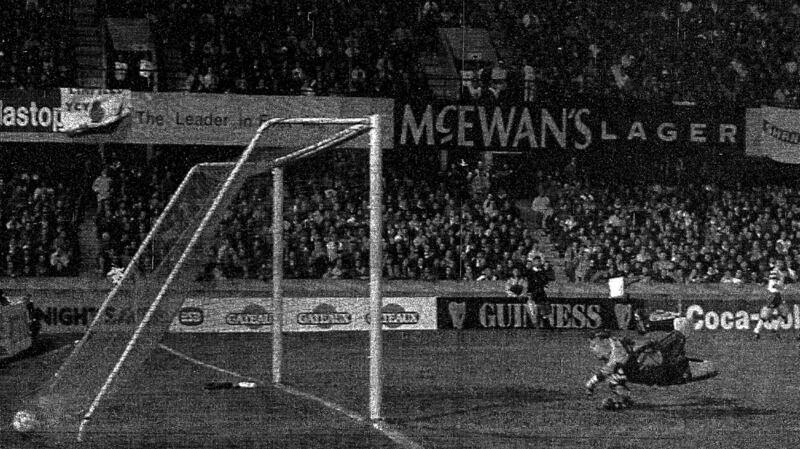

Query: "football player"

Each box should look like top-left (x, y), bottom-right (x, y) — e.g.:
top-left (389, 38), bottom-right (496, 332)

top-left (585, 331), bottom-right (634, 410)
top-left (753, 269), bottom-right (790, 340)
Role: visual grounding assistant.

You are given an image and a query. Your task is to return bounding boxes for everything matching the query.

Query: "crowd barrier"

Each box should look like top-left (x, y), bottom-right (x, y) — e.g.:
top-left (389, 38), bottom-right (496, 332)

top-left (3, 276), bottom-right (798, 334)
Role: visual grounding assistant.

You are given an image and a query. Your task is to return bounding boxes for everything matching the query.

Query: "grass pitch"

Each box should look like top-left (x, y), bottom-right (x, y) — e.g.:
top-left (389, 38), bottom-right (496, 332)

top-left (1, 330), bottom-right (799, 448)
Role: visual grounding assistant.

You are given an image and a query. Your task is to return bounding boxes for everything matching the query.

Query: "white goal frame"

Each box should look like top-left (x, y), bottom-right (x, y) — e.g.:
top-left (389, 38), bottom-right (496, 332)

top-left (76, 115), bottom-right (384, 441)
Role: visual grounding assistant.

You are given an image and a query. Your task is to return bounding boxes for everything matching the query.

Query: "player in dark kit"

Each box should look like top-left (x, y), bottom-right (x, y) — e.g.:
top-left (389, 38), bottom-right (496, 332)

top-left (586, 330), bottom-right (695, 410)
top-left (526, 256), bottom-right (554, 326)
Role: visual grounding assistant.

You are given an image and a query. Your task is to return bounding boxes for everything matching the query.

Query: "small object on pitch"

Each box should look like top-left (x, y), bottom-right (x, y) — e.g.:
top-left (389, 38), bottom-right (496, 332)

top-left (12, 410), bottom-right (37, 433)
top-left (204, 381), bottom-right (258, 390)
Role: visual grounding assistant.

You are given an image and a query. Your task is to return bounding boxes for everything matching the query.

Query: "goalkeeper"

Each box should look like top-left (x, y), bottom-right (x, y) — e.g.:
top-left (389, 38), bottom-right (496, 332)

top-left (585, 329), bottom-right (692, 409)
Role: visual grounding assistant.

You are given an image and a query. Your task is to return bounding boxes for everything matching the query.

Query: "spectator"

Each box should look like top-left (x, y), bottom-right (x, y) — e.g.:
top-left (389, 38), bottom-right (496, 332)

top-left (92, 169), bottom-right (112, 209)
top-left (530, 187), bottom-right (554, 229)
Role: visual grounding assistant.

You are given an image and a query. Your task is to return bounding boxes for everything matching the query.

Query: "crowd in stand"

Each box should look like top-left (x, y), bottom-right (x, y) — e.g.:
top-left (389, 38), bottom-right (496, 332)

top-left (460, 0), bottom-right (800, 106)
top-left (107, 0), bottom-right (432, 97)
top-left (91, 146), bottom-right (202, 275)
top-left (548, 156), bottom-right (800, 286)
top-left (187, 151), bottom-right (547, 282)
top-left (12, 140), bottom-right (800, 289)
top-left (0, 0), bottom-right (74, 89)
top-left (0, 171), bottom-right (81, 277)
top-left (7, 0), bottom-right (800, 105)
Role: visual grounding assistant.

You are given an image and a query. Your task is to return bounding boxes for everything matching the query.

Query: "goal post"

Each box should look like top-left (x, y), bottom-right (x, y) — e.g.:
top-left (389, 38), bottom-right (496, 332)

top-left (267, 115), bottom-right (383, 421)
top-left (23, 115), bottom-right (384, 441)
top-left (268, 116), bottom-right (383, 421)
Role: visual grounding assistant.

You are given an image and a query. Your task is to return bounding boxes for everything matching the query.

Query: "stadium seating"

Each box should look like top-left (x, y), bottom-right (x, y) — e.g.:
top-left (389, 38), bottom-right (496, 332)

top-left (474, 0), bottom-right (800, 106)
top-left (0, 1), bottom-right (74, 89)
top-left (550, 157), bottom-right (800, 286)
top-left (200, 151), bottom-right (535, 282)
top-left (98, 149), bottom-right (536, 282)
top-left (0, 171), bottom-right (81, 277)
top-left (102, 0), bottom-right (432, 97)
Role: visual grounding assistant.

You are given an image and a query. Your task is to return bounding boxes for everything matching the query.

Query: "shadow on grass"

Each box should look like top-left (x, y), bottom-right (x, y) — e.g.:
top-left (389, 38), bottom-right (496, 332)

top-left (634, 396), bottom-right (777, 419)
top-left (0, 335), bottom-right (75, 369)
top-left (384, 385), bottom-right (573, 424)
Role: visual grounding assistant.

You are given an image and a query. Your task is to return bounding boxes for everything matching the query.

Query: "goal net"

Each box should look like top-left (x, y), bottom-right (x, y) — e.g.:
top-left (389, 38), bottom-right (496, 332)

top-left (24, 117), bottom-right (383, 441)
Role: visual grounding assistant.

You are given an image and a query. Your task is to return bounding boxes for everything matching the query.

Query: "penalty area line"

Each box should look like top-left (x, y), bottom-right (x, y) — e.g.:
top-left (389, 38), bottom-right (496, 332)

top-left (158, 344), bottom-right (424, 449)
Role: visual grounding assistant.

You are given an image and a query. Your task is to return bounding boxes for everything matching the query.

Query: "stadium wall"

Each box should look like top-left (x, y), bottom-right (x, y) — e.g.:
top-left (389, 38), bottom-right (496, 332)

top-left (3, 278), bottom-right (798, 334)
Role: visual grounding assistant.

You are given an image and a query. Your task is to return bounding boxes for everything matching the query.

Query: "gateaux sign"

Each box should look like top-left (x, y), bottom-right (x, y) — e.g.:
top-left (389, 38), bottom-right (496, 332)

top-left (685, 303), bottom-right (800, 331)
top-left (169, 297), bottom-right (436, 333)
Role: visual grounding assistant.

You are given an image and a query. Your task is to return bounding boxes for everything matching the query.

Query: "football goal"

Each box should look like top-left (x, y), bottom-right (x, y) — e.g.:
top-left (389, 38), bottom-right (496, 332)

top-left (22, 115), bottom-right (384, 442)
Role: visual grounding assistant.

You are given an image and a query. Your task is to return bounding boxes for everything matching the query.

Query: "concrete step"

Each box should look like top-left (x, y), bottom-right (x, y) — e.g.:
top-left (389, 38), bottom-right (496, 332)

top-left (72, 26), bottom-right (98, 37)
top-left (76, 77), bottom-right (105, 89)
top-left (75, 45), bottom-right (104, 55)
top-left (73, 37), bottom-right (100, 47)
top-left (78, 210), bottom-right (100, 273)
top-left (75, 55), bottom-right (101, 67)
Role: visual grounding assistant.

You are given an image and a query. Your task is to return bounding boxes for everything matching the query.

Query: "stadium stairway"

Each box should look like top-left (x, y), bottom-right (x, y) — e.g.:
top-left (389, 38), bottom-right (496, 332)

top-left (71, 0), bottom-right (106, 89)
top-left (77, 208), bottom-right (100, 275)
top-left (160, 46), bottom-right (187, 91)
top-left (420, 50), bottom-right (460, 100)
top-left (515, 199), bottom-right (566, 281)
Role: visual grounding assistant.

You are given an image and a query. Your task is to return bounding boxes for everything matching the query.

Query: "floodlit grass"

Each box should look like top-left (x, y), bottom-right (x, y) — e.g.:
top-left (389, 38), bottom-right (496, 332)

top-left (2, 330), bottom-right (799, 448)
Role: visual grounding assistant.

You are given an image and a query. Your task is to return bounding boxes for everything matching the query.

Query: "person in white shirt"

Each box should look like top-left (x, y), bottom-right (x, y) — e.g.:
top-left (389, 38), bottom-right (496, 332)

top-left (92, 169), bottom-right (111, 209)
top-left (530, 189), bottom-right (553, 229)
top-left (753, 268), bottom-right (789, 340)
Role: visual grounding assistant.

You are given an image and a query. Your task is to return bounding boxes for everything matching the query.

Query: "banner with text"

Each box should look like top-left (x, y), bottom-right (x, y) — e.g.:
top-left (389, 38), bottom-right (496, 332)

top-left (745, 106), bottom-right (800, 164)
top-left (685, 300), bottom-right (800, 332)
top-left (0, 91), bottom-right (394, 149)
top-left (169, 296), bottom-right (437, 333)
top-left (436, 296), bottom-right (635, 330)
top-left (0, 89), bottom-right (63, 132)
top-left (435, 296), bottom-right (800, 332)
top-left (396, 101), bottom-right (744, 153)
top-left (59, 88), bottom-right (132, 134)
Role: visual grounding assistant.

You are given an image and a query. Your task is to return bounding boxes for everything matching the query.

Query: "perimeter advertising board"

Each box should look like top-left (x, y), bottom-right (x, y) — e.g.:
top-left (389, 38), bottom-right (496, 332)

top-left (745, 106), bottom-right (800, 164)
top-left (169, 297), bottom-right (437, 333)
top-left (396, 101), bottom-right (743, 153)
top-left (436, 297), bottom-right (617, 330)
top-left (28, 294), bottom-right (435, 333)
top-left (685, 301), bottom-right (800, 332)
top-left (0, 90), bottom-right (394, 149)
top-left (435, 296), bottom-right (800, 332)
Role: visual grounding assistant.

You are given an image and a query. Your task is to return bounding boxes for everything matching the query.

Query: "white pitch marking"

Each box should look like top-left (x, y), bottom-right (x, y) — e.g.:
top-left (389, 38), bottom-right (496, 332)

top-left (273, 383), bottom-right (364, 422)
top-left (158, 344), bottom-right (424, 449)
top-left (158, 344), bottom-right (259, 382)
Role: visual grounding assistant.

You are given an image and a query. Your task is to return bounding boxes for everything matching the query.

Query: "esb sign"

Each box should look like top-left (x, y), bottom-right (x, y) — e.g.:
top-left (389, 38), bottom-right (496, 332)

top-left (436, 297), bottom-right (633, 330)
top-left (396, 101), bottom-right (742, 152)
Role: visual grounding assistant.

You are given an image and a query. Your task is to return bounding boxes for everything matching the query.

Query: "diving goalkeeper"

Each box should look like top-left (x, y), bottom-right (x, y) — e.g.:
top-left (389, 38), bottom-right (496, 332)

top-left (585, 328), bottom-right (692, 410)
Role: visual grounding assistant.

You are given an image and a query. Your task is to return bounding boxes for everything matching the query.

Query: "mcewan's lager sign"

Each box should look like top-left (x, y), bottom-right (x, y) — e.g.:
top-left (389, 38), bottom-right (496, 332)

top-left (396, 101), bottom-right (743, 152)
